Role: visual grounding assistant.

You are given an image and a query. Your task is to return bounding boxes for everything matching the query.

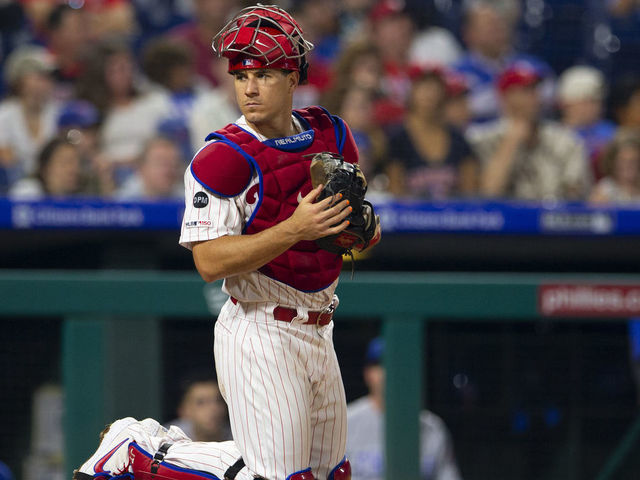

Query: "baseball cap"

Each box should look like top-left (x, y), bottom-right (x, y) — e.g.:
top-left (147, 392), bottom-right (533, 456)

top-left (369, 0), bottom-right (410, 23)
top-left (57, 100), bottom-right (99, 129)
top-left (4, 45), bottom-right (54, 89)
top-left (557, 65), bottom-right (605, 103)
top-left (365, 337), bottom-right (384, 365)
top-left (497, 62), bottom-right (541, 93)
top-left (408, 64), bottom-right (446, 82)
top-left (444, 71), bottom-right (470, 97)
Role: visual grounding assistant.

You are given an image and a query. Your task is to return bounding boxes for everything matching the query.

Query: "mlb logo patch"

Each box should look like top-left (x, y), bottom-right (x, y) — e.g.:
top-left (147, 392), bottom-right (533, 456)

top-left (242, 58), bottom-right (257, 67)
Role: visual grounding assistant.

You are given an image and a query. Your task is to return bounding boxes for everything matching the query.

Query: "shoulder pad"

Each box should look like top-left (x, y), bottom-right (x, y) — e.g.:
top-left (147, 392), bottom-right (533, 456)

top-left (190, 141), bottom-right (253, 197)
top-left (295, 106), bottom-right (333, 130)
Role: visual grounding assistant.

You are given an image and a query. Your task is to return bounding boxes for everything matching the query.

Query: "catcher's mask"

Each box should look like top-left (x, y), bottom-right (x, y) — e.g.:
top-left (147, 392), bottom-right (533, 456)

top-left (212, 4), bottom-right (314, 84)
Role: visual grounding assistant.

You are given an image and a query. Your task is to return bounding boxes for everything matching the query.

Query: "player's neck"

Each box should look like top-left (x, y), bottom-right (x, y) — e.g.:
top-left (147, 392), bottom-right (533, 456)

top-left (370, 393), bottom-right (384, 412)
top-left (248, 114), bottom-right (297, 139)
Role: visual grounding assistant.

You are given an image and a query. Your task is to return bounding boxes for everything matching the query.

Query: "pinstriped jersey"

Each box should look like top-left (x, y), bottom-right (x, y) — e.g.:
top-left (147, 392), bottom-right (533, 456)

top-left (179, 115), bottom-right (337, 309)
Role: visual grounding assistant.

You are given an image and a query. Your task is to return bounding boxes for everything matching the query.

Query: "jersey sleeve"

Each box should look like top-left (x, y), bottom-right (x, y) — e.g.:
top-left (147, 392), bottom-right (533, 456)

top-left (178, 161), bottom-right (245, 250)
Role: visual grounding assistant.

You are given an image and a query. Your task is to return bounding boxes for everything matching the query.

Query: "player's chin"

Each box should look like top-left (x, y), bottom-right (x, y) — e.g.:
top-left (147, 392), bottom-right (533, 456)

top-left (244, 111), bottom-right (268, 126)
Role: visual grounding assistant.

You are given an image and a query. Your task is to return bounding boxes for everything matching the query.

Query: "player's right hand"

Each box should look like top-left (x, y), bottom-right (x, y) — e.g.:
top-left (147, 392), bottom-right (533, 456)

top-left (284, 184), bottom-right (352, 241)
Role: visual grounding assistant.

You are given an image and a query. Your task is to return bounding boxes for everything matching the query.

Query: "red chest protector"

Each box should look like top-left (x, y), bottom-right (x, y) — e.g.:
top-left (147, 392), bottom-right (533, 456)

top-left (192, 106), bottom-right (358, 292)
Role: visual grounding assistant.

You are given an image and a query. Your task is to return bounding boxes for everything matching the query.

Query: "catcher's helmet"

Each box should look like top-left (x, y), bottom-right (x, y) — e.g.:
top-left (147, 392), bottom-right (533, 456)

top-left (212, 4), bottom-right (314, 84)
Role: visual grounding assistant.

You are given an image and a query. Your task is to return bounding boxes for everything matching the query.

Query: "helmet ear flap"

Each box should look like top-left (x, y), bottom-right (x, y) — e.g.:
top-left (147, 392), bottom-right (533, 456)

top-left (299, 54), bottom-right (309, 84)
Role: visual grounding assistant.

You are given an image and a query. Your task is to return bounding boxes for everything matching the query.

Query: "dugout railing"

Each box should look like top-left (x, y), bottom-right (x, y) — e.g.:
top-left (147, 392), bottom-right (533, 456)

top-left (2, 270), bottom-right (640, 480)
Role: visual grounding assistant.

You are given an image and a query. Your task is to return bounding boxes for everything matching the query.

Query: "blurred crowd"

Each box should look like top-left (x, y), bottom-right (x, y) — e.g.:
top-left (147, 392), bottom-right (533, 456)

top-left (1, 0), bottom-right (640, 205)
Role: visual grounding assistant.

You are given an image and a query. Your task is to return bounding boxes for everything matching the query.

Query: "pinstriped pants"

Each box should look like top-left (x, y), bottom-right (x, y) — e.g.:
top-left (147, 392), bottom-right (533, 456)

top-left (214, 298), bottom-right (347, 480)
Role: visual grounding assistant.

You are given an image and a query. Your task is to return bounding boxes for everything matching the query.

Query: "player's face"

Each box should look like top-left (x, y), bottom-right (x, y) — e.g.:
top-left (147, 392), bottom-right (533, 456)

top-left (181, 382), bottom-right (227, 441)
top-left (233, 68), bottom-right (298, 129)
top-left (364, 365), bottom-right (385, 399)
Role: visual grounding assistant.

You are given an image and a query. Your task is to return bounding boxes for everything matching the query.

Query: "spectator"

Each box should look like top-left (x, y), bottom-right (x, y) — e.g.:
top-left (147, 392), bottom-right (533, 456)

top-left (9, 136), bottom-right (85, 199)
top-left (166, 372), bottom-right (231, 443)
top-left (386, 68), bottom-right (478, 199)
top-left (56, 100), bottom-right (115, 195)
top-left (337, 0), bottom-right (377, 44)
top-left (76, 39), bottom-right (170, 184)
top-left (469, 63), bottom-right (590, 201)
top-left (320, 42), bottom-right (388, 125)
top-left (407, 5), bottom-right (463, 68)
top-left (188, 58), bottom-right (238, 152)
top-left (452, 0), bottom-right (554, 124)
top-left (115, 136), bottom-right (183, 200)
top-left (367, 0), bottom-right (418, 125)
top-left (346, 337), bottom-right (462, 480)
top-left (25, 0), bottom-right (135, 41)
top-left (22, 384), bottom-right (64, 480)
top-left (610, 75), bottom-right (640, 132)
top-left (0, 2), bottom-right (34, 97)
top-left (44, 4), bottom-right (90, 100)
top-left (606, 0), bottom-right (640, 78)
top-left (0, 45), bottom-right (58, 193)
top-left (142, 37), bottom-right (209, 159)
top-left (557, 65), bottom-right (616, 180)
top-left (590, 130), bottom-right (640, 204)
top-left (336, 86), bottom-right (388, 188)
top-left (169, 0), bottom-right (234, 87)
top-left (291, 0), bottom-right (343, 107)
top-left (142, 37), bottom-right (238, 159)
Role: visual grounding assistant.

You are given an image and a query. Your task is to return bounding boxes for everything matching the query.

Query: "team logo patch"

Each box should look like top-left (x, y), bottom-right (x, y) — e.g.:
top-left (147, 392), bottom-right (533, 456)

top-left (193, 192), bottom-right (209, 208)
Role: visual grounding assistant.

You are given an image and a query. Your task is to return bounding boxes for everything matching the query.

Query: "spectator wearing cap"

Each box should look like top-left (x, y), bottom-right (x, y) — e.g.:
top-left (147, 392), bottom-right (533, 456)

top-left (346, 337), bottom-right (463, 480)
top-left (468, 63), bottom-right (590, 201)
top-left (452, 0), bottom-right (554, 124)
top-left (386, 67), bottom-right (478, 199)
top-left (56, 100), bottom-right (117, 195)
top-left (590, 130), bottom-right (640, 204)
top-left (557, 65), bottom-right (616, 179)
top-left (0, 45), bottom-right (59, 192)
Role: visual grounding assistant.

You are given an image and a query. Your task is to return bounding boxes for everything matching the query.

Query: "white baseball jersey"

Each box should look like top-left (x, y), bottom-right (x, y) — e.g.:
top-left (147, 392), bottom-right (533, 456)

top-left (179, 115), bottom-right (337, 311)
top-left (346, 397), bottom-right (462, 480)
top-left (178, 115), bottom-right (348, 480)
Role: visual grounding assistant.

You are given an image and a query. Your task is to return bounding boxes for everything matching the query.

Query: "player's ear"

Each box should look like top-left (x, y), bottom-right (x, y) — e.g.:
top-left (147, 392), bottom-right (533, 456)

top-left (287, 70), bottom-right (299, 92)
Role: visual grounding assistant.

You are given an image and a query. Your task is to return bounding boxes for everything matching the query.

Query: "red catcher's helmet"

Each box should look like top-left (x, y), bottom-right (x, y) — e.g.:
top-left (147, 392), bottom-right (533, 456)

top-left (212, 4), bottom-right (314, 84)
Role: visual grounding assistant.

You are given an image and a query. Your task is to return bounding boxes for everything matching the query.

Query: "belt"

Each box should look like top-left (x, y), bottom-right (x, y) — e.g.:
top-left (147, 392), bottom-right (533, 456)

top-left (230, 297), bottom-right (334, 326)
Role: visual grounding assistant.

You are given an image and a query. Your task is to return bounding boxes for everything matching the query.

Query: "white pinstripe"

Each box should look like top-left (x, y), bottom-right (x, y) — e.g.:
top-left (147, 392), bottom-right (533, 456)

top-left (178, 115), bottom-right (348, 479)
top-left (214, 299), bottom-right (347, 480)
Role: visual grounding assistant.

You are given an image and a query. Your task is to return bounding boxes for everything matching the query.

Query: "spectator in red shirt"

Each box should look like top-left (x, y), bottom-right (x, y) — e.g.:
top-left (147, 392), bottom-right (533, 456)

top-left (44, 4), bottom-right (90, 100)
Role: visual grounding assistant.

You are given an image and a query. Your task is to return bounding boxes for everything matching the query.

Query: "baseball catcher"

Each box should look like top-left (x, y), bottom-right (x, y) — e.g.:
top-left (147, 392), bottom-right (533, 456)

top-left (73, 3), bottom-right (380, 480)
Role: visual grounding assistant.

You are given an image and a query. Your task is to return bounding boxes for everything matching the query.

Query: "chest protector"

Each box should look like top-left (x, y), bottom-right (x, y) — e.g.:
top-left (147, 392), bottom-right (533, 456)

top-left (204, 106), bottom-right (355, 292)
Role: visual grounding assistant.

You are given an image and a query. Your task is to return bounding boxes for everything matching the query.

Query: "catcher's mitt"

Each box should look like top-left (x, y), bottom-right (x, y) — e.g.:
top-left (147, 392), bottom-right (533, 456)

top-left (309, 152), bottom-right (381, 255)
